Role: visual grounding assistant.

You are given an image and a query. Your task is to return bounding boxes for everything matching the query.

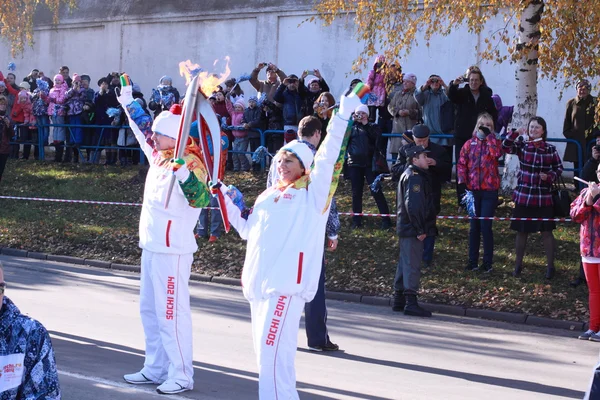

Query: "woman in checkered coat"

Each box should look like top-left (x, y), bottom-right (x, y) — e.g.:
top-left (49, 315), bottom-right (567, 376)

top-left (503, 116), bottom-right (564, 279)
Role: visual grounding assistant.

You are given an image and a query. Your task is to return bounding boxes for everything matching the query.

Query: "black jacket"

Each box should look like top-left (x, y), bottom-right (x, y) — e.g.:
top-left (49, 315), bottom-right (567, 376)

top-left (582, 156), bottom-right (600, 184)
top-left (273, 84), bottom-right (307, 126)
top-left (397, 165), bottom-right (438, 237)
top-left (448, 84), bottom-right (497, 141)
top-left (346, 122), bottom-right (380, 168)
top-left (301, 78), bottom-right (330, 117)
top-left (391, 141), bottom-right (451, 213)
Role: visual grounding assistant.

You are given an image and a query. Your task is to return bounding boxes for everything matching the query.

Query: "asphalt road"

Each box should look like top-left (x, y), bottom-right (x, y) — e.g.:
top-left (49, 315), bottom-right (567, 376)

top-left (0, 254), bottom-right (596, 399)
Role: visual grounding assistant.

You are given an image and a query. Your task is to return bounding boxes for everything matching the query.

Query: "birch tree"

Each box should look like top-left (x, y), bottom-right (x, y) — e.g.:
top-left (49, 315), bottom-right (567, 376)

top-left (0, 0), bottom-right (76, 56)
top-left (313, 0), bottom-right (600, 189)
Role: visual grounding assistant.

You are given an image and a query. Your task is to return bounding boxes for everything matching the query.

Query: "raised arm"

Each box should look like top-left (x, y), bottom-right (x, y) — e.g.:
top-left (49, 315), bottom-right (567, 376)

top-left (116, 81), bottom-right (154, 159)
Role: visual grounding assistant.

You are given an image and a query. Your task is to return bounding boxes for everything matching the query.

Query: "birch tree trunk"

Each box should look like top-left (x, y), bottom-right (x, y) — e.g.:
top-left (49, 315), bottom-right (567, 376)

top-left (501, 0), bottom-right (544, 194)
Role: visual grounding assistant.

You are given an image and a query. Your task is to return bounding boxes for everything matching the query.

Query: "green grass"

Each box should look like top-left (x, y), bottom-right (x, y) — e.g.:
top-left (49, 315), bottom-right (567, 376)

top-left (0, 159), bottom-right (588, 321)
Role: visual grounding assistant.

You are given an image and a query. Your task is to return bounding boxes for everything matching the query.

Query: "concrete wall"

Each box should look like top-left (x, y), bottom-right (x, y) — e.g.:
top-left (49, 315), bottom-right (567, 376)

top-left (0, 1), bottom-right (579, 157)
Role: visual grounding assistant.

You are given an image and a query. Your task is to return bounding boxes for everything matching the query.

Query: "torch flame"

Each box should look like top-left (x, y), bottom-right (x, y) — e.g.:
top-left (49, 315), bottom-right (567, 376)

top-left (179, 56), bottom-right (231, 97)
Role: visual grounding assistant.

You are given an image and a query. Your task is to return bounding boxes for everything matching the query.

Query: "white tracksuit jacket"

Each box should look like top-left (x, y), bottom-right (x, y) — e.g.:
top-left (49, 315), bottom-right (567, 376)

top-left (222, 115), bottom-right (349, 302)
top-left (123, 102), bottom-right (202, 254)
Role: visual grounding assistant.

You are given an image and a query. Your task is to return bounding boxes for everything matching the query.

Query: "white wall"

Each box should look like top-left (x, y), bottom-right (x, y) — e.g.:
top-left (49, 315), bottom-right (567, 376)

top-left (0, 7), bottom-right (578, 157)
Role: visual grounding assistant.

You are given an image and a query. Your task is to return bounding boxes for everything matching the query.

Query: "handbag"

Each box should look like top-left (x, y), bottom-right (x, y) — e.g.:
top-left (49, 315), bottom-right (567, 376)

top-left (372, 150), bottom-right (390, 174)
top-left (551, 177), bottom-right (572, 217)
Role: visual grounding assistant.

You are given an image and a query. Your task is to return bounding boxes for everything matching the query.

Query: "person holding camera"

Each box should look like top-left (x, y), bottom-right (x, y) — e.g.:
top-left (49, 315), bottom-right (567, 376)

top-left (449, 68), bottom-right (497, 208)
top-left (570, 168), bottom-right (600, 341)
top-left (457, 113), bottom-right (503, 273)
top-left (273, 74), bottom-right (308, 142)
top-left (387, 73), bottom-right (420, 161)
top-left (313, 92), bottom-right (335, 146)
top-left (249, 62), bottom-right (287, 104)
top-left (346, 105), bottom-right (392, 229)
top-left (503, 117), bottom-right (564, 279)
top-left (301, 69), bottom-right (329, 117)
top-left (414, 74), bottom-right (451, 151)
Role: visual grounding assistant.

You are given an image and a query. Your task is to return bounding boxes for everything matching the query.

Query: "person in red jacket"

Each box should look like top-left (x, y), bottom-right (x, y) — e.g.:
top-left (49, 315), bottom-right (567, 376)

top-left (0, 96), bottom-right (11, 182)
top-left (571, 172), bottom-right (600, 341)
top-left (457, 112), bottom-right (503, 273)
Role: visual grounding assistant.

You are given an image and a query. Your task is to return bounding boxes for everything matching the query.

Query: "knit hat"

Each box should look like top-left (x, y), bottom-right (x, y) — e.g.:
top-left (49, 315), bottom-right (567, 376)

top-left (248, 96), bottom-right (258, 104)
top-left (152, 109), bottom-right (182, 140)
top-left (404, 73), bottom-right (417, 84)
top-left (0, 82), bottom-right (5, 88)
top-left (159, 75), bottom-right (172, 85)
top-left (73, 73), bottom-right (81, 83)
top-left (19, 82), bottom-right (30, 91)
top-left (412, 124), bottom-right (430, 138)
top-left (576, 79), bottom-right (591, 90)
top-left (354, 104), bottom-right (369, 116)
top-left (281, 140), bottom-right (314, 173)
top-left (234, 99), bottom-right (245, 109)
top-left (54, 74), bottom-right (64, 83)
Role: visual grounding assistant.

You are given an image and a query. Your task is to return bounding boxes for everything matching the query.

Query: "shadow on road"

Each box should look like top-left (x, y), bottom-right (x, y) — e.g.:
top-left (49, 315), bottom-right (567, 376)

top-left (50, 330), bottom-right (387, 400)
top-left (297, 348), bottom-right (585, 399)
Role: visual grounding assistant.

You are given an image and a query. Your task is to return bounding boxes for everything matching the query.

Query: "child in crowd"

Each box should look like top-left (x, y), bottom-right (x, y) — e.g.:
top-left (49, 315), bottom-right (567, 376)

top-left (64, 74), bottom-right (87, 163)
top-left (226, 95), bottom-right (250, 171)
top-left (32, 78), bottom-right (50, 153)
top-left (47, 74), bottom-right (68, 162)
top-left (81, 100), bottom-right (96, 163)
top-left (10, 90), bottom-right (34, 159)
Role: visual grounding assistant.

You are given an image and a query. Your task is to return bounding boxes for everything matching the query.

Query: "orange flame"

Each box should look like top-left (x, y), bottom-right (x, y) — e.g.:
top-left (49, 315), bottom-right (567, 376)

top-left (179, 56), bottom-right (231, 97)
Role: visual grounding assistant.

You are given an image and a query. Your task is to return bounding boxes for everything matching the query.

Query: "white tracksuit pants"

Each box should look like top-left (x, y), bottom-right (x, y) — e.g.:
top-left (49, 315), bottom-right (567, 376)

top-left (139, 250), bottom-right (194, 388)
top-left (250, 295), bottom-right (304, 400)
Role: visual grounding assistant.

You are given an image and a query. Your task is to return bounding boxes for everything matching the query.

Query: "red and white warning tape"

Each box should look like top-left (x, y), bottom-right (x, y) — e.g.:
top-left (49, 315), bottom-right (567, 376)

top-left (1, 195), bottom-right (572, 222)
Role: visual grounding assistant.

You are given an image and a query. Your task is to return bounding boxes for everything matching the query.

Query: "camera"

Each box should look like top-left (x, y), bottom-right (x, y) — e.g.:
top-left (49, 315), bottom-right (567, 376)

top-left (305, 70), bottom-right (315, 76)
top-left (430, 78), bottom-right (439, 83)
top-left (352, 113), bottom-right (362, 121)
top-left (479, 126), bottom-right (491, 136)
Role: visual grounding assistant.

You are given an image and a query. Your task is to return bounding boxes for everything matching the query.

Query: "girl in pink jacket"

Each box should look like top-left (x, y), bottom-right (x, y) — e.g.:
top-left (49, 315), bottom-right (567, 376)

top-left (47, 75), bottom-right (68, 161)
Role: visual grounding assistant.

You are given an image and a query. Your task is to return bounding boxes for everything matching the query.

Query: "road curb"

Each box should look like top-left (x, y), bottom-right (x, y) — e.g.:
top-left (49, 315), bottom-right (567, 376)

top-left (0, 248), bottom-right (588, 332)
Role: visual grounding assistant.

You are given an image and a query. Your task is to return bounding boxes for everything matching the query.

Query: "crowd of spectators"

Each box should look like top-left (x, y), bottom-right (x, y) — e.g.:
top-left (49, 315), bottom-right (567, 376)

top-left (0, 61), bottom-right (598, 280)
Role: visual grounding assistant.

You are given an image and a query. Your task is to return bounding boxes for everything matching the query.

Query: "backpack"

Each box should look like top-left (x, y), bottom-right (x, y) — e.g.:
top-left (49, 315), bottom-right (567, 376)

top-left (440, 100), bottom-right (455, 133)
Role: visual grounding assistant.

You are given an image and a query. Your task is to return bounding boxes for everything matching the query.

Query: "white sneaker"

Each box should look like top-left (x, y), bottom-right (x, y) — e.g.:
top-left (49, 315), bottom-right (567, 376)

top-left (123, 371), bottom-right (156, 385)
top-left (156, 380), bottom-right (192, 395)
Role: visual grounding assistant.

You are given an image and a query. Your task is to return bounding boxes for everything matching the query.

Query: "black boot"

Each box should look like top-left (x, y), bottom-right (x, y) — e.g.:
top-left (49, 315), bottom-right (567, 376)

top-left (404, 294), bottom-right (432, 317)
top-left (392, 291), bottom-right (405, 312)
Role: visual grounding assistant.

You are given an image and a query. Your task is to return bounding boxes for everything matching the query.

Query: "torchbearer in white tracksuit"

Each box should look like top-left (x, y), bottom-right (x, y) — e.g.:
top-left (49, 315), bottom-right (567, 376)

top-left (217, 84), bottom-right (370, 399)
top-left (116, 79), bottom-right (212, 395)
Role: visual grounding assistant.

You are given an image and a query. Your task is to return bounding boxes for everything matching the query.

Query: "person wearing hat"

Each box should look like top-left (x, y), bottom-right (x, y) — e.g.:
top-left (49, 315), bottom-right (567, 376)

top-left (217, 86), bottom-right (369, 398)
top-left (94, 77), bottom-right (120, 165)
top-left (148, 75), bottom-right (180, 119)
top-left (388, 72), bottom-right (421, 162)
top-left (391, 124), bottom-right (451, 267)
top-left (116, 79), bottom-right (211, 395)
top-left (346, 104), bottom-right (392, 229)
top-left (392, 145), bottom-right (436, 317)
top-left (563, 78), bottom-right (598, 178)
top-left (23, 69), bottom-right (39, 92)
top-left (300, 69), bottom-right (330, 117)
top-left (274, 73), bottom-right (308, 138)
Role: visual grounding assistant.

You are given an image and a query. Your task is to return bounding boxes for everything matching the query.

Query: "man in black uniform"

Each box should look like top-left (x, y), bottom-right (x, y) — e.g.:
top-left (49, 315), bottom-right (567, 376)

top-left (392, 145), bottom-right (438, 317)
top-left (391, 124), bottom-right (451, 267)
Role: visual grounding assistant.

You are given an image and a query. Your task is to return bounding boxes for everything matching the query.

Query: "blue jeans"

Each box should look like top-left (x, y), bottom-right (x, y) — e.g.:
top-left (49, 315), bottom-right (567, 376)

top-left (469, 190), bottom-right (498, 265)
top-left (196, 197), bottom-right (222, 237)
top-left (232, 137), bottom-right (250, 171)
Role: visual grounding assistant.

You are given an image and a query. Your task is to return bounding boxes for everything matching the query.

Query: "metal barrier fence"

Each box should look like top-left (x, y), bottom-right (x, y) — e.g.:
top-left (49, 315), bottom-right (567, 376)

top-left (9, 124), bottom-right (589, 174)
